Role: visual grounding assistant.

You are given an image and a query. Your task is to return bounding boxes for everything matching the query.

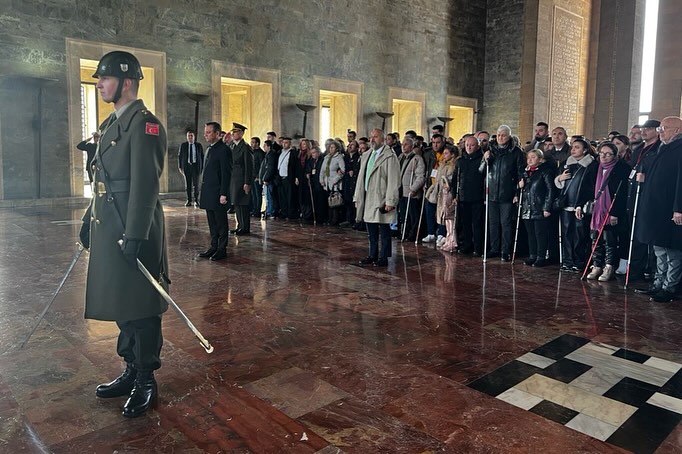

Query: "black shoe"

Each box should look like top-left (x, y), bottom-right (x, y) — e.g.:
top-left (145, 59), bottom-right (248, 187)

top-left (560, 264), bottom-right (572, 272)
top-left (96, 364), bottom-right (136, 398)
top-left (651, 289), bottom-right (675, 303)
top-left (122, 372), bottom-right (157, 418)
top-left (229, 229), bottom-right (239, 234)
top-left (209, 251), bottom-right (227, 261)
top-left (358, 257), bottom-right (376, 266)
top-left (235, 229), bottom-right (250, 236)
top-left (501, 254), bottom-right (511, 262)
top-left (184, 200), bottom-right (192, 207)
top-left (634, 285), bottom-right (660, 296)
top-left (486, 252), bottom-right (500, 259)
top-left (472, 251), bottom-right (482, 257)
top-left (570, 266), bottom-right (582, 273)
top-left (524, 256), bottom-right (537, 266)
top-left (458, 249), bottom-right (473, 256)
top-left (533, 259), bottom-right (550, 267)
top-left (375, 258), bottom-right (388, 267)
top-left (198, 248), bottom-right (216, 258)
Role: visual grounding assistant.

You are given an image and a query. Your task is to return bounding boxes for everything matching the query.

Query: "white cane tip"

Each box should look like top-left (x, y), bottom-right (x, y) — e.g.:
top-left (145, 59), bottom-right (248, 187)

top-left (203, 343), bottom-right (214, 354)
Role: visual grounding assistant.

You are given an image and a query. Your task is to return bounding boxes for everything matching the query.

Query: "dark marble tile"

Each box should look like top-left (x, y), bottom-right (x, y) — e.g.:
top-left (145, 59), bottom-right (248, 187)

top-left (612, 348), bottom-right (651, 364)
top-left (659, 369), bottom-right (682, 400)
top-left (603, 377), bottom-right (659, 408)
top-left (468, 360), bottom-right (542, 397)
top-left (529, 400), bottom-right (580, 425)
top-left (539, 358), bottom-right (593, 384)
top-left (607, 403), bottom-right (682, 454)
top-left (532, 333), bottom-right (591, 360)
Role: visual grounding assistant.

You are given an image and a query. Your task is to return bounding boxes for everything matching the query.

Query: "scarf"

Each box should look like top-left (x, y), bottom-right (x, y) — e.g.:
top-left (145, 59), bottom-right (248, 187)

top-left (324, 154), bottom-right (333, 177)
top-left (591, 159), bottom-right (617, 230)
top-left (526, 165), bottom-right (539, 177)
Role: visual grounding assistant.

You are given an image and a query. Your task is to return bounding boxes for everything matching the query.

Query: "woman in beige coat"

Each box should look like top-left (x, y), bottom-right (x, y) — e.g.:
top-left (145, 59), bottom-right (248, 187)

top-left (320, 140), bottom-right (346, 225)
top-left (425, 147), bottom-right (457, 249)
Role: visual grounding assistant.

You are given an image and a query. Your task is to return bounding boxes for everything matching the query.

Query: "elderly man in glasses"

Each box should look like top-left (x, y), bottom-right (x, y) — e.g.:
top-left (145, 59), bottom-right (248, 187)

top-left (635, 116), bottom-right (682, 302)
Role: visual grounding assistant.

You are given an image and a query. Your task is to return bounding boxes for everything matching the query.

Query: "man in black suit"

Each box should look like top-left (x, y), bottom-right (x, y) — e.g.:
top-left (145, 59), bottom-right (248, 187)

top-left (178, 130), bottom-right (204, 206)
top-left (228, 123), bottom-right (254, 235)
top-left (198, 121), bottom-right (232, 261)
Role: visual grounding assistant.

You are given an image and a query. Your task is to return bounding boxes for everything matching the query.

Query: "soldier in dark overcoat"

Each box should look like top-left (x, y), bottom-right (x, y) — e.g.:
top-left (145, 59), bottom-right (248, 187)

top-left (78, 51), bottom-right (168, 418)
top-left (228, 123), bottom-right (254, 234)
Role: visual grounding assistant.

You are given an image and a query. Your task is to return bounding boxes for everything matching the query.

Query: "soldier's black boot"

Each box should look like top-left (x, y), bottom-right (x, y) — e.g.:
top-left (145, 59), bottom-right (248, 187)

top-left (122, 370), bottom-right (157, 418)
top-left (96, 364), bottom-right (136, 398)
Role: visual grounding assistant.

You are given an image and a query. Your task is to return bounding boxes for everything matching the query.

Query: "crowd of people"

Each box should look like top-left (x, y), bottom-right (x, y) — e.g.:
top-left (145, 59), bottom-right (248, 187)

top-left (167, 116), bottom-right (682, 303)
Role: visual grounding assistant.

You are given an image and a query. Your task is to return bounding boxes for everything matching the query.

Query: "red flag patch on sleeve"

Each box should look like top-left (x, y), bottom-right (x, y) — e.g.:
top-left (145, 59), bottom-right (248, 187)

top-left (145, 122), bottom-right (160, 136)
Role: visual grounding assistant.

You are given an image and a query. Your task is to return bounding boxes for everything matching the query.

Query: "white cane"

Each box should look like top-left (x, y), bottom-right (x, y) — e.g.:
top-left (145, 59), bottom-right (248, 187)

top-left (483, 162), bottom-right (490, 262)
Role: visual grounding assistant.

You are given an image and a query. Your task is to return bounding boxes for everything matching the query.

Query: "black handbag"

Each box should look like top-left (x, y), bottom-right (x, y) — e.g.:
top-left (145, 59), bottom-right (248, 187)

top-left (582, 172), bottom-right (612, 215)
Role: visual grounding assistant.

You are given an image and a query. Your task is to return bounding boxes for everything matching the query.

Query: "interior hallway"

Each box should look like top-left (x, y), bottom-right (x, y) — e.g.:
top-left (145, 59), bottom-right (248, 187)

top-left (0, 200), bottom-right (680, 453)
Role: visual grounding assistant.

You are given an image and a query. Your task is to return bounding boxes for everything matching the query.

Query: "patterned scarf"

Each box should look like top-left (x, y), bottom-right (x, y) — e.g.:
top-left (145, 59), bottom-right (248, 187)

top-left (591, 159), bottom-right (617, 230)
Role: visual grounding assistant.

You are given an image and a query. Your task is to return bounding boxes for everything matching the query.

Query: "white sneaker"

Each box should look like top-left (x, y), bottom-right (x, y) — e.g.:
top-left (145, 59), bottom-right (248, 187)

top-left (422, 234), bottom-right (436, 243)
top-left (436, 236), bottom-right (446, 247)
top-left (615, 259), bottom-right (628, 275)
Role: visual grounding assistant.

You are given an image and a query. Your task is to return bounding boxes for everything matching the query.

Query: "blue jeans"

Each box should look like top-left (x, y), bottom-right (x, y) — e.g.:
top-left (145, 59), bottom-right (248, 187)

top-left (264, 184), bottom-right (276, 216)
top-left (425, 201), bottom-right (446, 236)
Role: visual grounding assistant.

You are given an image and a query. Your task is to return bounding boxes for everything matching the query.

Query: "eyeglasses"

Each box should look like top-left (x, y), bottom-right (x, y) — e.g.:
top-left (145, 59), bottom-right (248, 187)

top-left (598, 152), bottom-right (614, 156)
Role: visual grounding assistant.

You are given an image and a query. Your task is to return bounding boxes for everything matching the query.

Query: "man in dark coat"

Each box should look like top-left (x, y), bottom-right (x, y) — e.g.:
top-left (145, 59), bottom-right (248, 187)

top-left (78, 51), bottom-right (168, 418)
top-left (250, 137), bottom-right (265, 217)
top-left (198, 121), bottom-right (232, 261)
top-left (178, 129), bottom-right (204, 207)
top-left (479, 124), bottom-right (525, 261)
top-left (76, 131), bottom-right (100, 182)
top-left (635, 116), bottom-right (682, 302)
top-left (228, 123), bottom-right (254, 235)
top-left (455, 136), bottom-right (485, 255)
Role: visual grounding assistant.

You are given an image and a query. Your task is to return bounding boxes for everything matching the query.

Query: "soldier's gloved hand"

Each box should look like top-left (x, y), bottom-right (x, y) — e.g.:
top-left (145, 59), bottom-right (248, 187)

top-left (79, 222), bottom-right (90, 249)
top-left (121, 239), bottom-right (141, 268)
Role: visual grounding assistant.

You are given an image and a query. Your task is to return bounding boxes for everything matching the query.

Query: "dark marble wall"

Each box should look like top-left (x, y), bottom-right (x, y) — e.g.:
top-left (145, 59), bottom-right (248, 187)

top-left (0, 0), bottom-right (486, 199)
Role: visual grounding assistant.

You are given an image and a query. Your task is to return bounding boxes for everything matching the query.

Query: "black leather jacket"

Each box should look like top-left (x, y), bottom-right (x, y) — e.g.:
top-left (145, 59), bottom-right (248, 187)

top-left (554, 154), bottom-right (598, 210)
top-left (478, 141), bottom-right (525, 203)
top-left (521, 162), bottom-right (555, 220)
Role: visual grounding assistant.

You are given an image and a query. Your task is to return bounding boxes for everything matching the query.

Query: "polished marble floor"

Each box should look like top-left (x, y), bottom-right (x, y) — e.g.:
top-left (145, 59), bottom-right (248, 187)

top-left (0, 199), bottom-right (681, 453)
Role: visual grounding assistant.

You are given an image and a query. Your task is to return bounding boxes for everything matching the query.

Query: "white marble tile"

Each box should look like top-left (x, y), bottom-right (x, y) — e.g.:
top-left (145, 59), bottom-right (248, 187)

top-left (516, 352), bottom-right (556, 369)
top-left (567, 345), bottom-right (675, 387)
top-left (570, 367), bottom-right (624, 395)
top-left (496, 387), bottom-right (544, 410)
top-left (516, 374), bottom-right (637, 426)
top-left (583, 342), bottom-right (619, 355)
top-left (565, 413), bottom-right (619, 441)
top-left (644, 356), bottom-right (682, 374)
top-left (647, 392), bottom-right (682, 415)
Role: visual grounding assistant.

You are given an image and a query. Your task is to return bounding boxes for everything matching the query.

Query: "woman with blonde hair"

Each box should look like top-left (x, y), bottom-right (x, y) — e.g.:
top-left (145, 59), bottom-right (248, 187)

top-left (320, 140), bottom-right (346, 225)
top-left (426, 147), bottom-right (457, 250)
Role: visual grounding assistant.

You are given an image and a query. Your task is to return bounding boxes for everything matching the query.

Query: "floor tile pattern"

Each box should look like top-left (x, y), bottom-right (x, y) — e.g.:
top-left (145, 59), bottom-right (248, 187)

top-left (469, 334), bottom-right (682, 453)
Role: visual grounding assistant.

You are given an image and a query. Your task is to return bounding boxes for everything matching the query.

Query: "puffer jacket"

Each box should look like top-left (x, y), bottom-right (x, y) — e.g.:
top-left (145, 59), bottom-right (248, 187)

top-left (452, 148), bottom-right (484, 202)
top-left (554, 154), bottom-right (598, 210)
top-left (521, 162), bottom-right (555, 220)
top-left (478, 141), bottom-right (525, 203)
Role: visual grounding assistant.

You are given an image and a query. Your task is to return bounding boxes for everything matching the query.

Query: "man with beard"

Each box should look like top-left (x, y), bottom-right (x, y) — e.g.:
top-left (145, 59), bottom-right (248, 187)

top-left (354, 129), bottom-right (400, 266)
top-left (479, 125), bottom-right (525, 261)
top-left (629, 124), bottom-right (643, 147)
top-left (524, 122), bottom-right (549, 152)
top-left (635, 117), bottom-right (682, 302)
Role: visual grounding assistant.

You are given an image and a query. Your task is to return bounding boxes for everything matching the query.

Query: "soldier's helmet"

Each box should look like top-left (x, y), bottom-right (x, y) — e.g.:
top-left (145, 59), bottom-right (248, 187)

top-left (92, 51), bottom-right (144, 80)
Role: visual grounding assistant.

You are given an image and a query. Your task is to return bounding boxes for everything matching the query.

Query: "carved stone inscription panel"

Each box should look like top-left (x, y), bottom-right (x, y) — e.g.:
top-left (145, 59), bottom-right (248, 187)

top-left (549, 6), bottom-right (583, 133)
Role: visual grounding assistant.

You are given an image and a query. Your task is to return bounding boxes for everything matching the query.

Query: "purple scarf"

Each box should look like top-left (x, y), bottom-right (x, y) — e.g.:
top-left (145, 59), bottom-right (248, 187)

top-left (591, 159), bottom-right (617, 230)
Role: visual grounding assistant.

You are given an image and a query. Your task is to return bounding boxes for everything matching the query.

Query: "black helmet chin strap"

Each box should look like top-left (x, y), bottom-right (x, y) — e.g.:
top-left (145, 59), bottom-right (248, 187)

top-left (112, 77), bottom-right (125, 104)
